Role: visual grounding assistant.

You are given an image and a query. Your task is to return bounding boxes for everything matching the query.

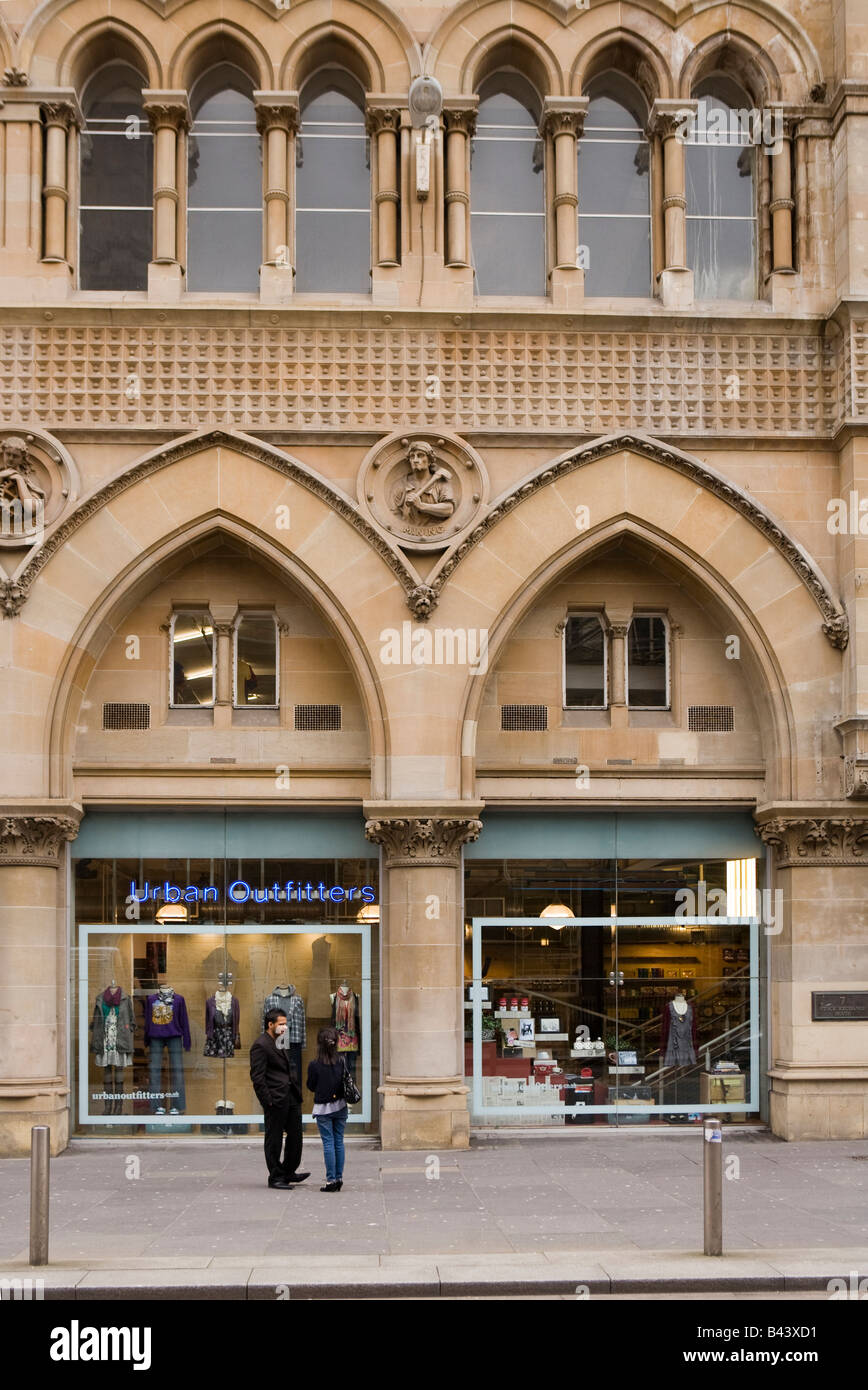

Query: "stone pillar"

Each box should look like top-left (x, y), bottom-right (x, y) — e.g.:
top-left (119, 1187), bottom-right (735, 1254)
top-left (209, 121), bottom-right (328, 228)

top-left (608, 620), bottom-right (629, 729)
top-left (443, 103), bottom-right (476, 268)
top-left (541, 98), bottom-right (586, 308)
top-left (0, 88), bottom-right (79, 298)
top-left (365, 807), bottom-right (483, 1149)
top-left (210, 604), bottom-right (236, 729)
top-left (255, 92), bottom-right (299, 303)
top-left (757, 813), bottom-right (868, 1140)
top-left (367, 106), bottom-right (400, 267)
top-left (0, 806), bottom-right (81, 1156)
top-left (769, 115), bottom-right (797, 308)
top-left (647, 100), bottom-right (695, 308)
top-left (41, 99), bottom-right (79, 267)
top-left (143, 93), bottom-right (190, 299)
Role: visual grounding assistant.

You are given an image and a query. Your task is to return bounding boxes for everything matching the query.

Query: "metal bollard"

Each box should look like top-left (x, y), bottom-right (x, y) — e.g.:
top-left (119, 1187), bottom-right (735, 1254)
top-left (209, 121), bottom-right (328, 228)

top-left (29, 1126), bottom-right (50, 1266)
top-left (703, 1118), bottom-right (723, 1256)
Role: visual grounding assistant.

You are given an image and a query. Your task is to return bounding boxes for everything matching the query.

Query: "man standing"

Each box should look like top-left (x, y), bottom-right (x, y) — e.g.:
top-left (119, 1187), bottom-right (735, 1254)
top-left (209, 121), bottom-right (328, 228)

top-left (249, 1009), bottom-right (310, 1190)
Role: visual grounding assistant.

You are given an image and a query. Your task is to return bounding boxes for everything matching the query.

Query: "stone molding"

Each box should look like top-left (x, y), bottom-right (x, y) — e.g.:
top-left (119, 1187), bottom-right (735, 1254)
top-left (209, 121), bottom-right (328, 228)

top-left (365, 816), bottom-right (483, 866)
top-left (426, 432), bottom-right (848, 648)
top-left (756, 815), bottom-right (868, 866)
top-left (0, 812), bottom-right (81, 867)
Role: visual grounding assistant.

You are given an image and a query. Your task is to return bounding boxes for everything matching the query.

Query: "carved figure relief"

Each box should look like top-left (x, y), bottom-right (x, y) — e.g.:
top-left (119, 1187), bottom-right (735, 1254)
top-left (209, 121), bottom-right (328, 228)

top-left (0, 430), bottom-right (76, 549)
top-left (358, 430), bottom-right (488, 552)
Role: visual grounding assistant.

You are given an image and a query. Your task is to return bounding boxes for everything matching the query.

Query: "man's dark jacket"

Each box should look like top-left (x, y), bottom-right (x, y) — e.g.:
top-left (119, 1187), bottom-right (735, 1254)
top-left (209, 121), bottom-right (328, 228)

top-left (249, 1030), bottom-right (302, 1109)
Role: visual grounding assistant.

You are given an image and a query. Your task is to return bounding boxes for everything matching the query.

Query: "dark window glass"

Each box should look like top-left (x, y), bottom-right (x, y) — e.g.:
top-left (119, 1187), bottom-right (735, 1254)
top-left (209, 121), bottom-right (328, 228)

top-left (295, 84), bottom-right (370, 293)
top-left (79, 63), bottom-right (152, 289)
top-left (187, 67), bottom-right (262, 291)
top-left (471, 79), bottom-right (545, 295)
top-left (685, 79), bottom-right (757, 300)
top-left (235, 615), bottom-right (278, 706)
top-left (171, 611), bottom-right (215, 706)
top-left (578, 77), bottom-right (650, 297)
top-left (627, 616), bottom-right (668, 708)
top-left (565, 616), bottom-right (606, 707)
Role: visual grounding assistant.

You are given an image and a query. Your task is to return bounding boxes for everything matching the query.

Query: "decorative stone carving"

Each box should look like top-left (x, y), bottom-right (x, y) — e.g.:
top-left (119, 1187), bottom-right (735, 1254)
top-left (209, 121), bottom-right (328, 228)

top-left (3, 68), bottom-right (29, 87)
top-left (358, 430), bottom-right (488, 552)
top-left (757, 817), bottom-right (868, 867)
top-left (844, 757), bottom-right (868, 799)
top-left (365, 816), bottom-right (483, 867)
top-left (0, 815), bottom-right (80, 867)
top-left (365, 106), bottom-right (400, 136)
top-left (406, 584), bottom-right (437, 620)
top-left (0, 430), bottom-right (75, 548)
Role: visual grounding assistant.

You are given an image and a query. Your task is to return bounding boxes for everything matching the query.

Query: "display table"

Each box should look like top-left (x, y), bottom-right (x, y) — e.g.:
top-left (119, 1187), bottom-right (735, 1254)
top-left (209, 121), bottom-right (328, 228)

top-left (700, 1072), bottom-right (746, 1108)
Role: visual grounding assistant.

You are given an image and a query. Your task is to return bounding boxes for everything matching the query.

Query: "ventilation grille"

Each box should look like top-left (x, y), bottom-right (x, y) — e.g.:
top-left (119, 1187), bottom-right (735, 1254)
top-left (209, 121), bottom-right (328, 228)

top-left (102, 702), bottom-right (150, 730)
top-left (688, 705), bottom-right (734, 732)
top-left (501, 704), bottom-right (547, 732)
top-left (295, 704), bottom-right (341, 731)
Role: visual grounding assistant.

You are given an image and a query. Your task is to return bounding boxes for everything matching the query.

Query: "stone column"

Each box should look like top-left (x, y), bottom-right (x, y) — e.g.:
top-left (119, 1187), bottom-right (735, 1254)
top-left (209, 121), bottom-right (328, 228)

top-left (41, 99), bottom-right (79, 266)
top-left (365, 807), bottom-right (483, 1149)
top-left (443, 103), bottom-right (476, 268)
top-left (608, 620), bottom-right (629, 729)
top-left (0, 806), bottom-right (81, 1156)
top-left (255, 92), bottom-right (299, 303)
top-left (769, 115), bottom-right (797, 308)
top-left (757, 813), bottom-right (868, 1140)
top-left (0, 88), bottom-right (79, 298)
top-left (541, 98), bottom-right (586, 308)
top-left (142, 92), bottom-right (190, 300)
top-left (367, 106), bottom-right (400, 267)
top-left (210, 604), bottom-right (236, 729)
top-left (647, 99), bottom-right (696, 308)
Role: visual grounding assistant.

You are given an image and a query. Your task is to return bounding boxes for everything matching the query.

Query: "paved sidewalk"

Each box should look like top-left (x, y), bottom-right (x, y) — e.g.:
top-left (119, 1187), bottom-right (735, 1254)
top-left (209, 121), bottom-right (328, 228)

top-left (1, 1131), bottom-right (867, 1297)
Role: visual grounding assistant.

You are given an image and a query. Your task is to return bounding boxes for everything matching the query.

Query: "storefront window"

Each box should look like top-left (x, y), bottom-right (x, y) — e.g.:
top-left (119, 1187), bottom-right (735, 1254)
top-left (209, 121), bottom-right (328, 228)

top-left (73, 854), bottom-right (378, 1134)
top-left (465, 856), bottom-right (760, 1127)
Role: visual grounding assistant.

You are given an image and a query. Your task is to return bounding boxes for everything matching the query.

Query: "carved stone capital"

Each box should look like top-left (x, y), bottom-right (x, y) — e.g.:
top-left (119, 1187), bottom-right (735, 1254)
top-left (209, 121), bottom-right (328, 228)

top-left (844, 757), bottom-right (868, 800)
top-left (366, 106), bottom-right (400, 136)
top-left (443, 103), bottom-right (478, 138)
top-left (144, 100), bottom-right (191, 135)
top-left (540, 100), bottom-right (587, 140)
top-left (0, 813), bottom-right (81, 867)
top-left (3, 68), bottom-right (29, 88)
top-left (756, 815), bottom-right (868, 867)
top-left (255, 103), bottom-right (300, 136)
top-left (41, 100), bottom-right (79, 131)
top-left (646, 99), bottom-right (697, 141)
top-left (365, 816), bottom-right (483, 867)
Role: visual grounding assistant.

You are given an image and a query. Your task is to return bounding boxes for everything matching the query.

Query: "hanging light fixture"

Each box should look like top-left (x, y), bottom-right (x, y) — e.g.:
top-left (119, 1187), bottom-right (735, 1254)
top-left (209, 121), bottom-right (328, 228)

top-left (540, 902), bottom-right (574, 931)
top-left (356, 903), bottom-right (380, 923)
top-left (155, 902), bottom-right (188, 923)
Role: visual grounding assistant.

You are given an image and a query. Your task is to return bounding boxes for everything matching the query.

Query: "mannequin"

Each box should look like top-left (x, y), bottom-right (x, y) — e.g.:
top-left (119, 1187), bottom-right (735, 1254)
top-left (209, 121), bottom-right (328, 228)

top-left (205, 973), bottom-right (241, 1058)
top-left (90, 981), bottom-right (135, 1115)
top-left (308, 936), bottom-right (332, 1016)
top-left (661, 992), bottom-right (697, 1067)
top-left (144, 985), bottom-right (191, 1115)
top-left (262, 983), bottom-right (306, 1083)
top-left (330, 980), bottom-right (361, 1080)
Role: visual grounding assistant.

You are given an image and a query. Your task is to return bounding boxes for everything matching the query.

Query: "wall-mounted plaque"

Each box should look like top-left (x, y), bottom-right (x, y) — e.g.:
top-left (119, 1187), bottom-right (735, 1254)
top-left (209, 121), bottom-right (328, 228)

top-left (811, 991), bottom-right (868, 1021)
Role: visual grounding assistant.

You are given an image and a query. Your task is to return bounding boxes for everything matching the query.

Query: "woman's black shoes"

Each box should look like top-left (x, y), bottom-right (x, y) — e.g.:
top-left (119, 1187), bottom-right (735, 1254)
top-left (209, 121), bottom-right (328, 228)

top-left (320, 1181), bottom-right (341, 1192)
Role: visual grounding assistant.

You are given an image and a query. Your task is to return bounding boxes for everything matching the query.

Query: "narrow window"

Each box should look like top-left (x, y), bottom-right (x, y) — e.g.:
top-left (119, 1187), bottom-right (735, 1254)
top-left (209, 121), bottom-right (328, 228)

top-left (79, 63), bottom-right (153, 289)
top-left (564, 615), bottom-right (607, 708)
top-left (685, 77), bottom-right (757, 300)
top-left (470, 76), bottom-right (545, 295)
top-left (234, 613), bottom-right (278, 707)
top-left (170, 610), bottom-right (215, 707)
top-left (578, 75), bottom-right (651, 297)
top-left (187, 65), bottom-right (262, 291)
top-left (295, 75), bottom-right (371, 292)
top-left (627, 615), bottom-right (669, 709)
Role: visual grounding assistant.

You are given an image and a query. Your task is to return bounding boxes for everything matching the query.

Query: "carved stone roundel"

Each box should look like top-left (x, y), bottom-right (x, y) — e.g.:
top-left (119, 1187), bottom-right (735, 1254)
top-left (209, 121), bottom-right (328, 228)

top-left (0, 428), bottom-right (75, 549)
top-left (358, 430), bottom-right (488, 552)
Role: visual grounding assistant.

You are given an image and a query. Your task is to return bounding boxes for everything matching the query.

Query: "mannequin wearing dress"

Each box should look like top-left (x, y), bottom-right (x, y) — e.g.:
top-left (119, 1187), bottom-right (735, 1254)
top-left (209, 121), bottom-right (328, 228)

top-left (661, 993), bottom-right (697, 1067)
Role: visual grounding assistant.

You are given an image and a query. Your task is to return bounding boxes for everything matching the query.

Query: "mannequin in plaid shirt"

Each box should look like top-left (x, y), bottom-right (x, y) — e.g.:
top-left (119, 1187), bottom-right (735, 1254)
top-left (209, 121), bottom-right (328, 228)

top-left (263, 985), bottom-right (306, 1083)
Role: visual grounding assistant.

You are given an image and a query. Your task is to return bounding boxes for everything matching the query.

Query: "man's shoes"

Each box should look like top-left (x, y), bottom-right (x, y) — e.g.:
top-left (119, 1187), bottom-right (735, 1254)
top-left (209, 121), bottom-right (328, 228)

top-left (268, 1177), bottom-right (292, 1189)
top-left (285, 1171), bottom-right (310, 1184)
top-left (320, 1181), bottom-right (340, 1192)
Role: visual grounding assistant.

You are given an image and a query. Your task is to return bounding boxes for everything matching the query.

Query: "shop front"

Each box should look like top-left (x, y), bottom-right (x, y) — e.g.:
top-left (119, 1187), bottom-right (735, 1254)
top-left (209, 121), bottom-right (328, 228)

top-left (71, 811), bottom-right (379, 1136)
top-left (464, 811), bottom-right (766, 1129)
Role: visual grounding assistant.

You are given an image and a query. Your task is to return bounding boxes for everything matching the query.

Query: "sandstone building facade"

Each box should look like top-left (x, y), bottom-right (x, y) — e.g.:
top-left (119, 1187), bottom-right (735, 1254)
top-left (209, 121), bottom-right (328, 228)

top-left (0, 0), bottom-right (866, 1155)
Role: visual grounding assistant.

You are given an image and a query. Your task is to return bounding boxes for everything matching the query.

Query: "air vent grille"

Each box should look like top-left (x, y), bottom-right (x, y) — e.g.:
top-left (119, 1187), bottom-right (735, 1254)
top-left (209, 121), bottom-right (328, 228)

top-left (295, 704), bottom-right (341, 731)
top-left (102, 702), bottom-right (150, 730)
top-left (688, 705), bottom-right (734, 732)
top-left (501, 704), bottom-right (547, 732)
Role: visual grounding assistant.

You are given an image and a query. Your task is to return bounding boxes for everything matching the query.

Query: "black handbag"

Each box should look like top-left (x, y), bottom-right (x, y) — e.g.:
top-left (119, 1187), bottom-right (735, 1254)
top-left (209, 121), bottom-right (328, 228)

top-left (342, 1058), bottom-right (361, 1105)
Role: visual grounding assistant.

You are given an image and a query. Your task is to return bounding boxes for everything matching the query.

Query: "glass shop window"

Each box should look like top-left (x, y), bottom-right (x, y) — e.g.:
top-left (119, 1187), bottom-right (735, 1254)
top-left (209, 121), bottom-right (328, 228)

top-left (187, 64), bottom-right (262, 291)
top-left (234, 612), bottom-right (278, 707)
top-left (578, 74), bottom-right (651, 297)
top-left (627, 615), bottom-right (669, 708)
top-left (170, 610), bottom-right (215, 707)
top-left (564, 614), bottom-right (607, 707)
top-left (295, 73), bottom-right (371, 293)
top-left (79, 62), bottom-right (153, 290)
top-left (470, 74), bottom-right (545, 296)
top-left (685, 76), bottom-right (757, 301)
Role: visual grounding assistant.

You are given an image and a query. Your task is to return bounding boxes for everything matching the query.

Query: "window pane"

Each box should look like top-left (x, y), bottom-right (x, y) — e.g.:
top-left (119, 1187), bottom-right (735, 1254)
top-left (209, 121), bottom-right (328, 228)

top-left (472, 133), bottom-right (543, 214)
top-left (685, 140), bottom-right (755, 219)
top-left (172, 613), bottom-right (214, 706)
top-left (79, 209), bottom-right (151, 291)
top-left (687, 217), bottom-right (756, 300)
top-left (187, 211), bottom-right (262, 291)
top-left (472, 84), bottom-right (544, 295)
top-left (470, 213), bottom-right (545, 295)
top-left (565, 617), bottom-right (605, 706)
top-left (578, 137), bottom-right (649, 217)
top-left (235, 617), bottom-right (277, 706)
top-left (81, 132), bottom-right (153, 210)
top-left (628, 617), bottom-right (667, 708)
top-left (296, 210), bottom-right (371, 292)
top-left (579, 215), bottom-right (650, 298)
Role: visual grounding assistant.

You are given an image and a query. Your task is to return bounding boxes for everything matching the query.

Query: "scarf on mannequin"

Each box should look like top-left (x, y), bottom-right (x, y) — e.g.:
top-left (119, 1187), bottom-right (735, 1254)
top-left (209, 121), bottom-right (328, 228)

top-left (103, 986), bottom-right (122, 1007)
top-left (334, 987), bottom-right (355, 1034)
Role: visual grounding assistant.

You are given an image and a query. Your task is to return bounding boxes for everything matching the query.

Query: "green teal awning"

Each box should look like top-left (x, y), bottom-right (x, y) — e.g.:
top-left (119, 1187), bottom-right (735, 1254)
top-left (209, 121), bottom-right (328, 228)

top-left (464, 811), bottom-right (760, 860)
top-left (73, 811), bottom-right (373, 860)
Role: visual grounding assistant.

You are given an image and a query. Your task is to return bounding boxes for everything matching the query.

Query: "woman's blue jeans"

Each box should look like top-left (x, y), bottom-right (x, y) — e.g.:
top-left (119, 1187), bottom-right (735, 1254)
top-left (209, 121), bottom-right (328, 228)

top-left (315, 1107), bottom-right (348, 1182)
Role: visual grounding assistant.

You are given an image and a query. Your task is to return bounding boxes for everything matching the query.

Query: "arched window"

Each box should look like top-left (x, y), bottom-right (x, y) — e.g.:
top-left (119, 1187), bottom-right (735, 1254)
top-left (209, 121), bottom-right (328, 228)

top-left (578, 75), bottom-right (651, 297)
top-left (295, 74), bottom-right (370, 293)
top-left (470, 75), bottom-right (545, 295)
top-left (686, 77), bottom-right (757, 300)
top-left (187, 65), bottom-right (262, 291)
top-left (79, 63), bottom-right (152, 289)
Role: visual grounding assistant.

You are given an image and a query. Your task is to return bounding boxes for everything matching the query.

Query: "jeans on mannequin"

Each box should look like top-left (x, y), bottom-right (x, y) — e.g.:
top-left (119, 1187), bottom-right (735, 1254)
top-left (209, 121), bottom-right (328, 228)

top-left (148, 1035), bottom-right (186, 1113)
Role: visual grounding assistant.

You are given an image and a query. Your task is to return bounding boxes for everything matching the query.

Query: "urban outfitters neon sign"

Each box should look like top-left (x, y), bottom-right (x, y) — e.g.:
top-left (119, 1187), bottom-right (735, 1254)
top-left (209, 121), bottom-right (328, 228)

top-left (129, 880), bottom-right (376, 905)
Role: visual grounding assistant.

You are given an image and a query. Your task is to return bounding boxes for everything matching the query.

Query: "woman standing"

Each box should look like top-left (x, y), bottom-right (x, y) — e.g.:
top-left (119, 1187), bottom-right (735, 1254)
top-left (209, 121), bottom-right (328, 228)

top-left (306, 1026), bottom-right (347, 1192)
